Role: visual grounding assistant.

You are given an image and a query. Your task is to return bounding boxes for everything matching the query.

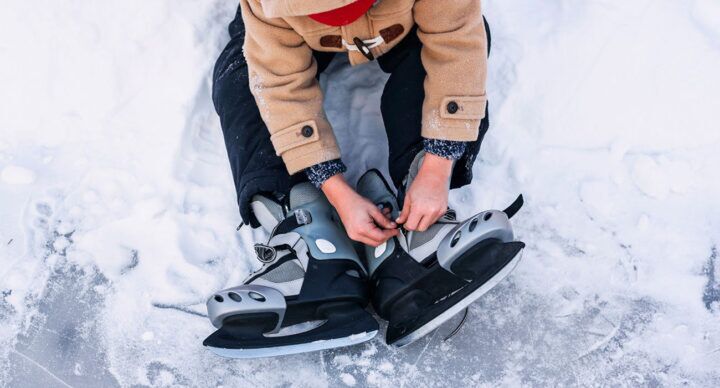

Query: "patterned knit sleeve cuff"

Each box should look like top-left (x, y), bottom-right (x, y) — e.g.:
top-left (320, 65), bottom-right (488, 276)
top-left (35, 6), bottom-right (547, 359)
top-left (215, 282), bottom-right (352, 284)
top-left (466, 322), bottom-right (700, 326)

top-left (423, 138), bottom-right (468, 160)
top-left (305, 159), bottom-right (347, 188)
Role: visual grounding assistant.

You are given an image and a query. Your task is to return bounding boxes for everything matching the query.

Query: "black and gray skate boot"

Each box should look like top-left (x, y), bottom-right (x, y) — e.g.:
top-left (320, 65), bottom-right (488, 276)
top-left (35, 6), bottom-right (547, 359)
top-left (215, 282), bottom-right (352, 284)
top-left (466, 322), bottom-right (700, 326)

top-left (357, 157), bottom-right (525, 347)
top-left (203, 183), bottom-right (378, 358)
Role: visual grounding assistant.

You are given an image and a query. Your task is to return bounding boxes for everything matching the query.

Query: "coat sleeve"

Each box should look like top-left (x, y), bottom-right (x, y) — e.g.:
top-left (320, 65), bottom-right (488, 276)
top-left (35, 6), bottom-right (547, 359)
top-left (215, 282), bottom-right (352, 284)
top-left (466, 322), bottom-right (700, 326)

top-left (240, 0), bottom-right (340, 174)
top-left (413, 0), bottom-right (488, 142)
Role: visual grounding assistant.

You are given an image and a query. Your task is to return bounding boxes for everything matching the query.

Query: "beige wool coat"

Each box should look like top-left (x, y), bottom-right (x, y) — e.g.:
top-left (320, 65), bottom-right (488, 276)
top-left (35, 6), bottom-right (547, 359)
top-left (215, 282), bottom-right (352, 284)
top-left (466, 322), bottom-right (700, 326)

top-left (240, 0), bottom-right (488, 174)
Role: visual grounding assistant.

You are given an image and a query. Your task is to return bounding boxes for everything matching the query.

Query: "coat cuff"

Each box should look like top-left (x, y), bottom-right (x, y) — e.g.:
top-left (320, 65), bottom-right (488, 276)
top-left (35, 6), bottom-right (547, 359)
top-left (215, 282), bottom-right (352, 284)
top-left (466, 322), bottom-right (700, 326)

top-left (269, 119), bottom-right (341, 174)
top-left (305, 159), bottom-right (347, 188)
top-left (422, 95), bottom-right (487, 141)
top-left (423, 139), bottom-right (467, 160)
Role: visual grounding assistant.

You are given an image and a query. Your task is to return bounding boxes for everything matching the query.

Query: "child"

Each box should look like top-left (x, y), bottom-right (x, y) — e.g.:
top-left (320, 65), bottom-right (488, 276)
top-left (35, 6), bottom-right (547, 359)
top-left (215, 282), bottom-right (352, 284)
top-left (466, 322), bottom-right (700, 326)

top-left (203, 1), bottom-right (528, 357)
top-left (213, 0), bottom-right (490, 246)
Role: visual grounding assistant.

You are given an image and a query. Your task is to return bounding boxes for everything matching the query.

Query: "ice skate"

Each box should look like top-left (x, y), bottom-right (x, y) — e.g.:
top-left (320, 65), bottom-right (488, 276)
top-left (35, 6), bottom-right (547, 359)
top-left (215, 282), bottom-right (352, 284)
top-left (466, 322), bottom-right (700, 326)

top-left (203, 183), bottom-right (378, 358)
top-left (357, 159), bottom-right (524, 347)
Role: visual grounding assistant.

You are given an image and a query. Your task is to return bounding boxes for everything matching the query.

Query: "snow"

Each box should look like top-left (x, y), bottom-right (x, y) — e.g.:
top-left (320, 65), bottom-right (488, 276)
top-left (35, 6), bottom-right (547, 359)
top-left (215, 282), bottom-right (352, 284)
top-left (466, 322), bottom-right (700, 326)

top-left (1, 166), bottom-right (36, 185)
top-left (1, 0), bottom-right (720, 386)
top-left (340, 373), bottom-right (357, 386)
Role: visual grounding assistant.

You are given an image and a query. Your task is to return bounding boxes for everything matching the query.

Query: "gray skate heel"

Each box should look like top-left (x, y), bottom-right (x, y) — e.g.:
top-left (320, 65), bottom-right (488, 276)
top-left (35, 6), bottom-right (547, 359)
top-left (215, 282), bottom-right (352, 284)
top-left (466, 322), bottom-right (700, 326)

top-left (357, 165), bottom-right (525, 348)
top-left (203, 183), bottom-right (378, 358)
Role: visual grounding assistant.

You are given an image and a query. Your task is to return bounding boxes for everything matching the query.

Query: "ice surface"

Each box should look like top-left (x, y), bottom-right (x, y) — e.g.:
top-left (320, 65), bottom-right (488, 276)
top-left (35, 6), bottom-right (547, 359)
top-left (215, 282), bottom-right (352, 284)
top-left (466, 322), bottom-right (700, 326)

top-left (2, 0), bottom-right (720, 387)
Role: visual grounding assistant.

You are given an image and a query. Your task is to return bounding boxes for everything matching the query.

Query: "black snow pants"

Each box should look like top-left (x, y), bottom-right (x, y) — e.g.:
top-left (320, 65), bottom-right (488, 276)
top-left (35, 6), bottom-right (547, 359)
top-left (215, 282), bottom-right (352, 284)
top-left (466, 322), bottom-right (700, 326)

top-left (212, 7), bottom-right (491, 228)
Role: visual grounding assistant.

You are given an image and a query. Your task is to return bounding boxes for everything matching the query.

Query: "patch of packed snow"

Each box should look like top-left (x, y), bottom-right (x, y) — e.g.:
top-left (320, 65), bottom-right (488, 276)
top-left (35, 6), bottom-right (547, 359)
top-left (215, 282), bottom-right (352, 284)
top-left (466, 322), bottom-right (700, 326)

top-left (1, 166), bottom-right (36, 185)
top-left (1, 0), bottom-right (720, 386)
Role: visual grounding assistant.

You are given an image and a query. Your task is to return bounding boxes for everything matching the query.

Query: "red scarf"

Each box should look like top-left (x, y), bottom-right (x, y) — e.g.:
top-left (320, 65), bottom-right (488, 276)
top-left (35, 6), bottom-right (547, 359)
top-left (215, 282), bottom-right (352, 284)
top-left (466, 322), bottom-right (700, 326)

top-left (309, 0), bottom-right (376, 26)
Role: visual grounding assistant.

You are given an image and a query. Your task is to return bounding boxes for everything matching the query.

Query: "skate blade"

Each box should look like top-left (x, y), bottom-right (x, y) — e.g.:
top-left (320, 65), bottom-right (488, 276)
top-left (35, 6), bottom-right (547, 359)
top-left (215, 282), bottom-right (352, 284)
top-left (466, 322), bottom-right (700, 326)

top-left (265, 320), bottom-right (326, 337)
top-left (206, 330), bottom-right (378, 359)
top-left (390, 251), bottom-right (523, 348)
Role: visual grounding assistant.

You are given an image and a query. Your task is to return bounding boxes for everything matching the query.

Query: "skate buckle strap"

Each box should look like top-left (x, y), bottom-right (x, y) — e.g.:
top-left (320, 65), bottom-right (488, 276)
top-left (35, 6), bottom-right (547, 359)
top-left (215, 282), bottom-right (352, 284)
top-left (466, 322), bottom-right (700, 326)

top-left (272, 210), bottom-right (313, 236)
top-left (294, 209), bottom-right (312, 225)
top-left (254, 242), bottom-right (297, 264)
top-left (254, 244), bottom-right (277, 263)
top-left (443, 208), bottom-right (457, 221)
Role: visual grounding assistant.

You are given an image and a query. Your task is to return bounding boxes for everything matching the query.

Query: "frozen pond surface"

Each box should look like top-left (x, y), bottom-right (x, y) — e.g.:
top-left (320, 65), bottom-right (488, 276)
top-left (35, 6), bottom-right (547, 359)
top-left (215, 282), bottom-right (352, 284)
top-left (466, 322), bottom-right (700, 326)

top-left (2, 0), bottom-right (720, 386)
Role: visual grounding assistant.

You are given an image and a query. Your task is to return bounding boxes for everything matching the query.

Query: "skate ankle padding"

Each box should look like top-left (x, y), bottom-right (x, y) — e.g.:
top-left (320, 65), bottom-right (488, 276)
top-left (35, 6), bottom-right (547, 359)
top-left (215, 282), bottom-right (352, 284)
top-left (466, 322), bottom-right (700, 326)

top-left (250, 193), bottom-right (285, 232)
top-left (281, 183), bottom-right (366, 272)
top-left (356, 169), bottom-right (404, 275)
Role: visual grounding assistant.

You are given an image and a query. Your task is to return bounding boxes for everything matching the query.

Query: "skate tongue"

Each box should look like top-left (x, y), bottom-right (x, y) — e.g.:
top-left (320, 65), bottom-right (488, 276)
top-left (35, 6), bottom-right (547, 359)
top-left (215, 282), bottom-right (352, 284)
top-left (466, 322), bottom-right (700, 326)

top-left (288, 183), bottom-right (322, 211)
top-left (250, 183), bottom-right (323, 233)
top-left (357, 169), bottom-right (400, 219)
top-left (399, 151), bottom-right (454, 209)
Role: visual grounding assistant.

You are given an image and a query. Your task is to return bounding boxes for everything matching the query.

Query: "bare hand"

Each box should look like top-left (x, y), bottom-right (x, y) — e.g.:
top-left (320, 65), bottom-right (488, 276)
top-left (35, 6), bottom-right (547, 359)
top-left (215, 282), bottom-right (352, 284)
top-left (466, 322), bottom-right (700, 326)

top-left (396, 153), bottom-right (452, 232)
top-left (322, 175), bottom-right (398, 247)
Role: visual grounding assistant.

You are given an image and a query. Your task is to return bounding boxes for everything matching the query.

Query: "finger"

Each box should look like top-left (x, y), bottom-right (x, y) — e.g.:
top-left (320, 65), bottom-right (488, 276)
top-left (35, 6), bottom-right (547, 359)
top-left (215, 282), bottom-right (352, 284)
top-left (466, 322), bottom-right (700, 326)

top-left (371, 208), bottom-right (397, 229)
top-left (367, 217), bottom-right (400, 242)
top-left (364, 221), bottom-right (400, 242)
top-left (436, 208), bottom-right (448, 221)
top-left (361, 237), bottom-right (381, 247)
top-left (396, 198), bottom-right (411, 224)
top-left (381, 229), bottom-right (399, 242)
top-left (350, 232), bottom-right (379, 247)
top-left (367, 227), bottom-right (399, 243)
top-left (363, 223), bottom-right (388, 243)
top-left (417, 214), bottom-right (434, 232)
top-left (382, 207), bottom-right (391, 216)
top-left (404, 209), bottom-right (423, 231)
